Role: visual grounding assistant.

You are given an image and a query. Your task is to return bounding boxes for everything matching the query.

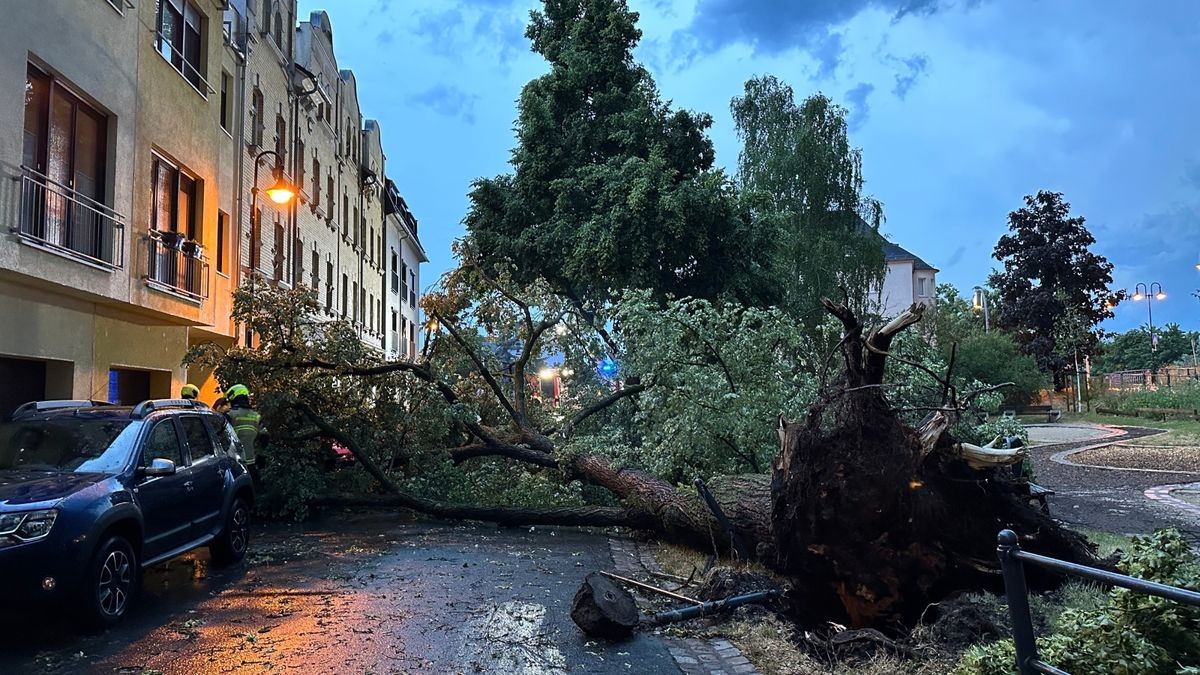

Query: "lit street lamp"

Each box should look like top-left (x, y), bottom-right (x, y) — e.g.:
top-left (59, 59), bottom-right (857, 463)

top-left (972, 286), bottom-right (990, 333)
top-left (1131, 282), bottom-right (1165, 352)
top-left (248, 149), bottom-right (296, 274)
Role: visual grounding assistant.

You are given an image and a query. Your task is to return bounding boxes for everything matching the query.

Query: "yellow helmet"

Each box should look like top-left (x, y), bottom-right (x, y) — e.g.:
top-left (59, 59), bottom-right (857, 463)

top-left (225, 384), bottom-right (250, 401)
top-left (180, 383), bottom-right (199, 399)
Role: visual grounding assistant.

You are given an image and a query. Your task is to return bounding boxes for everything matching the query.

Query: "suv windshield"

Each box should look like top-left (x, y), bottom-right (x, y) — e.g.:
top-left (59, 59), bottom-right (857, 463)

top-left (0, 419), bottom-right (140, 474)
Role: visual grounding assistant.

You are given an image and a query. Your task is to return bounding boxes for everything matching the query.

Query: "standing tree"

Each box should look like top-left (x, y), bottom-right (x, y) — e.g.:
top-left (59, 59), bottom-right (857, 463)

top-left (1098, 324), bottom-right (1199, 372)
top-left (731, 77), bottom-right (886, 325)
top-left (988, 191), bottom-right (1120, 388)
top-left (465, 0), bottom-right (770, 311)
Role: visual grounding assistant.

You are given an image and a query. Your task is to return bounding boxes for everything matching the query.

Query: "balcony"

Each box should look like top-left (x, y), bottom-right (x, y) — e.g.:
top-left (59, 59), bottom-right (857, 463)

top-left (15, 167), bottom-right (125, 270)
top-left (145, 230), bottom-right (208, 300)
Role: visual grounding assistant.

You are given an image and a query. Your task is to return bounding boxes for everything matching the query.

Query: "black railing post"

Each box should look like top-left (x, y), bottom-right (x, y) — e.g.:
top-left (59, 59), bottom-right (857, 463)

top-left (998, 529), bottom-right (1039, 674)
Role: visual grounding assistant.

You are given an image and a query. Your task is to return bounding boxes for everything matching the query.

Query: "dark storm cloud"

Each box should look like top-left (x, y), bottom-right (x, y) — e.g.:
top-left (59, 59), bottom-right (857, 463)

top-left (844, 82), bottom-right (874, 131)
top-left (407, 84), bottom-right (482, 124)
top-left (891, 53), bottom-right (928, 99)
top-left (686, 0), bottom-right (947, 56)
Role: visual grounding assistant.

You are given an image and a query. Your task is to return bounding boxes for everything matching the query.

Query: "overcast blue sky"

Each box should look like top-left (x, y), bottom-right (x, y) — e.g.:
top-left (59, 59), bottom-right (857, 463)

top-left (299, 0), bottom-right (1200, 334)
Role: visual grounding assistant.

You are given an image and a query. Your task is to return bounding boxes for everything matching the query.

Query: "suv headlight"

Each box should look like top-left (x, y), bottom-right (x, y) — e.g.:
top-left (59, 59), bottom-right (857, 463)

top-left (0, 509), bottom-right (58, 542)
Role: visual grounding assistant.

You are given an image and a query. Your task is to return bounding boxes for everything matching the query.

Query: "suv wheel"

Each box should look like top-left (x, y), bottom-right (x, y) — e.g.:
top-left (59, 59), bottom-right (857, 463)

top-left (83, 536), bottom-right (138, 628)
top-left (210, 497), bottom-right (250, 566)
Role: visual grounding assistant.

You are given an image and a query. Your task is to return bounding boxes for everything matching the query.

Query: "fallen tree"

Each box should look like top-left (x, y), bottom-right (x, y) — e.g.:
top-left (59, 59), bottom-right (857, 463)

top-left (197, 278), bottom-right (1102, 630)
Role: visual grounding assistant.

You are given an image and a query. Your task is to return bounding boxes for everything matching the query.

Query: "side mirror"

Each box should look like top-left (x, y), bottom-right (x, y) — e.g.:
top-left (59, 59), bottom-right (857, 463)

top-left (142, 458), bottom-right (177, 477)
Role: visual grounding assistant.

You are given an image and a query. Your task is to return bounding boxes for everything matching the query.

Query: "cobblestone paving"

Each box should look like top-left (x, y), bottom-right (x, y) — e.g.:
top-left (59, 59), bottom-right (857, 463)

top-left (609, 538), bottom-right (762, 675)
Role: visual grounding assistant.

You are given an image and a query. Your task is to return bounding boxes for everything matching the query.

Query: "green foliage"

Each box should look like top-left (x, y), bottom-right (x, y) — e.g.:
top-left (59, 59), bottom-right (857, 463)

top-left (954, 529), bottom-right (1200, 675)
top-left (988, 191), bottom-right (1120, 387)
top-left (1097, 379), bottom-right (1200, 413)
top-left (615, 290), bottom-right (819, 480)
top-left (1097, 324), bottom-right (1200, 373)
top-left (731, 77), bottom-right (886, 324)
top-left (953, 332), bottom-right (1049, 405)
top-left (465, 0), bottom-right (765, 305)
top-left (931, 283), bottom-right (985, 348)
top-left (185, 284), bottom-right (470, 520)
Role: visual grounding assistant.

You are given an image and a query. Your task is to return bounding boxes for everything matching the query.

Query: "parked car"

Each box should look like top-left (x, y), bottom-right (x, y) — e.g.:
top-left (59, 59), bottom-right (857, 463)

top-left (0, 398), bottom-right (254, 627)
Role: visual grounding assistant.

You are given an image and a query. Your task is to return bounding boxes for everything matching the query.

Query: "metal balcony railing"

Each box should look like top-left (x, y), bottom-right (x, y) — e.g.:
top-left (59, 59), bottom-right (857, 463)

top-left (145, 230), bottom-right (208, 300)
top-left (15, 167), bottom-right (125, 269)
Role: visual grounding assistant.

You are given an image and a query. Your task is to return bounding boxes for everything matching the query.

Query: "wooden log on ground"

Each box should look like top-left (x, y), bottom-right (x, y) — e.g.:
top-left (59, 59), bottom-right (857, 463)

top-left (570, 572), bottom-right (639, 638)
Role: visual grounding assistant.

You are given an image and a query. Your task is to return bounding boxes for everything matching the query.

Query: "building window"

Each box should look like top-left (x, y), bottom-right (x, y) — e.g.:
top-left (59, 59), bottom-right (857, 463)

top-left (400, 261), bottom-right (409, 305)
top-left (325, 176), bottom-right (334, 220)
top-left (390, 251), bottom-right (399, 293)
top-left (156, 0), bottom-right (205, 91)
top-left (310, 249), bottom-right (319, 289)
top-left (272, 11), bottom-right (283, 51)
top-left (352, 281), bottom-right (359, 322)
top-left (342, 195), bottom-right (349, 238)
top-left (352, 207), bottom-right (359, 247)
top-left (369, 292), bottom-right (374, 330)
top-left (360, 287), bottom-right (366, 327)
top-left (151, 155), bottom-right (198, 239)
top-left (272, 217), bottom-right (285, 282)
top-left (311, 158), bottom-right (320, 206)
top-left (409, 270), bottom-right (416, 307)
top-left (216, 211), bottom-right (228, 273)
top-left (219, 72), bottom-right (231, 130)
top-left (274, 113), bottom-right (286, 162)
top-left (325, 259), bottom-right (334, 310)
top-left (409, 322), bottom-right (416, 358)
top-left (249, 88), bottom-right (264, 147)
top-left (917, 277), bottom-right (931, 298)
top-left (20, 64), bottom-right (117, 264)
top-left (369, 227), bottom-right (375, 262)
top-left (341, 274), bottom-right (348, 318)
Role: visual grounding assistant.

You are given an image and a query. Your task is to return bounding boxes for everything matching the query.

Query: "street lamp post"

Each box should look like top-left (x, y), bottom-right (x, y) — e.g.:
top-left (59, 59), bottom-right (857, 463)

top-left (972, 286), bottom-right (990, 333)
top-left (245, 149), bottom-right (296, 345)
top-left (1131, 282), bottom-right (1165, 352)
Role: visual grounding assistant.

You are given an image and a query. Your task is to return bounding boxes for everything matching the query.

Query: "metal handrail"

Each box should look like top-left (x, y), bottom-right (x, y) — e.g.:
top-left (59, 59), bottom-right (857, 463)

top-left (145, 231), bottom-right (209, 299)
top-left (20, 166), bottom-right (124, 218)
top-left (15, 167), bottom-right (125, 269)
top-left (997, 529), bottom-right (1200, 675)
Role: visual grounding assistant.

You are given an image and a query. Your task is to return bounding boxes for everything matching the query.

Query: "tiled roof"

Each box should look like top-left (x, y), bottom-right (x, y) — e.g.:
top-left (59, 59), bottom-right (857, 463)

top-left (882, 240), bottom-right (937, 272)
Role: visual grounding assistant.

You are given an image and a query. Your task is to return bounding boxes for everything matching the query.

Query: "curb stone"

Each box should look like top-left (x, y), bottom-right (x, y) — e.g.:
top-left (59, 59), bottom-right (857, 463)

top-left (607, 538), bottom-right (762, 675)
top-left (1145, 482), bottom-right (1200, 520)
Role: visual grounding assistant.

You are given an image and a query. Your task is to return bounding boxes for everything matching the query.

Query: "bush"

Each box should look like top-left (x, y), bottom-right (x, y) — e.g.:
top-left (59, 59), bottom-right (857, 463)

top-left (953, 529), bottom-right (1200, 675)
top-left (951, 332), bottom-right (1048, 406)
top-left (1096, 380), bottom-right (1200, 413)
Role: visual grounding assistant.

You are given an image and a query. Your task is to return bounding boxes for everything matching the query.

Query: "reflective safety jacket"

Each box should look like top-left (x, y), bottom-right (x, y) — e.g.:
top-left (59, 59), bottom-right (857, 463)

top-left (226, 406), bottom-right (263, 465)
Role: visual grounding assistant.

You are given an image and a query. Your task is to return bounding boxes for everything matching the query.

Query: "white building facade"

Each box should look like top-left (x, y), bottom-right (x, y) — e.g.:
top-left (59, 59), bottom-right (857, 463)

top-left (383, 178), bottom-right (426, 361)
top-left (877, 241), bottom-right (937, 318)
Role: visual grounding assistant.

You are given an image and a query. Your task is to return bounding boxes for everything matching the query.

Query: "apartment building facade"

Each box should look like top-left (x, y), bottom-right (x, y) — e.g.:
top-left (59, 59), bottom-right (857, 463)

top-left (0, 1), bottom-right (424, 417)
top-left (383, 178), bottom-right (427, 361)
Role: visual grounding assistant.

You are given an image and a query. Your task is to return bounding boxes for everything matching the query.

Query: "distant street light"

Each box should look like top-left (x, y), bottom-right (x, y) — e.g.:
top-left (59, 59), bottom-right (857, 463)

top-left (1131, 282), bottom-right (1165, 352)
top-left (972, 286), bottom-right (990, 333)
top-left (538, 367), bottom-right (556, 380)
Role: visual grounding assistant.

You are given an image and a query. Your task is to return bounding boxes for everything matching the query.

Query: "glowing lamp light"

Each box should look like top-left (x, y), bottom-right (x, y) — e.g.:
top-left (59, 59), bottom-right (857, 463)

top-left (1155, 291), bottom-right (1166, 300)
top-left (538, 367), bottom-right (556, 380)
top-left (265, 177), bottom-right (295, 204)
top-left (597, 357), bottom-right (619, 380)
top-left (1132, 292), bottom-right (1144, 301)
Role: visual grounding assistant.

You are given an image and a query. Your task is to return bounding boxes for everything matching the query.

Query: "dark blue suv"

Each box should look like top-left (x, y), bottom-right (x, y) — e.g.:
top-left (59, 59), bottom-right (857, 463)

top-left (0, 399), bottom-right (254, 627)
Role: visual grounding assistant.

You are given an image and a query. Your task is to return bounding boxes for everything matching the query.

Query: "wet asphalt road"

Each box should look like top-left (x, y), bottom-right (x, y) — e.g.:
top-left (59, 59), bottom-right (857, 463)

top-left (1030, 426), bottom-right (1200, 535)
top-left (0, 514), bottom-right (681, 674)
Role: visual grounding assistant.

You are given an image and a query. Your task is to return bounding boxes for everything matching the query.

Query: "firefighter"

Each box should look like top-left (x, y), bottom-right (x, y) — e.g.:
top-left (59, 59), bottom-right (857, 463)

top-left (180, 383), bottom-right (199, 400)
top-left (224, 384), bottom-right (268, 485)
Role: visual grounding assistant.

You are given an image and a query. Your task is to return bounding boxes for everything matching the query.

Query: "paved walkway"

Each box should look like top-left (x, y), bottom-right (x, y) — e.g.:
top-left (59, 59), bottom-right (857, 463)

top-left (609, 539), bottom-right (760, 675)
top-left (1026, 423), bottom-right (1200, 535)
